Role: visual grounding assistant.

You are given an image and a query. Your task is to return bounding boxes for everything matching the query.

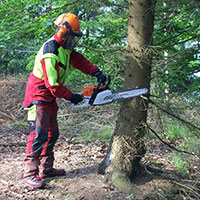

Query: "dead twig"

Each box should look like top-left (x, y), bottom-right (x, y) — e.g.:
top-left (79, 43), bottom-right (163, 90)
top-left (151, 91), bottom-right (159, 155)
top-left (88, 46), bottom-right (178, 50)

top-left (149, 99), bottom-right (200, 134)
top-left (0, 110), bottom-right (15, 121)
top-left (171, 180), bottom-right (200, 199)
top-left (148, 125), bottom-right (200, 158)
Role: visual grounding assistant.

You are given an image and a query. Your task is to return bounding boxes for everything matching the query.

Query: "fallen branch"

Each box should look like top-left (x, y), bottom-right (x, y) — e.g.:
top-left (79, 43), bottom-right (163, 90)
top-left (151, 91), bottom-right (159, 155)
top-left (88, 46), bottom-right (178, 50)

top-left (172, 180), bottom-right (200, 199)
top-left (149, 99), bottom-right (200, 135)
top-left (0, 142), bottom-right (26, 147)
top-left (0, 110), bottom-right (15, 121)
top-left (148, 125), bottom-right (199, 158)
top-left (0, 179), bottom-right (9, 185)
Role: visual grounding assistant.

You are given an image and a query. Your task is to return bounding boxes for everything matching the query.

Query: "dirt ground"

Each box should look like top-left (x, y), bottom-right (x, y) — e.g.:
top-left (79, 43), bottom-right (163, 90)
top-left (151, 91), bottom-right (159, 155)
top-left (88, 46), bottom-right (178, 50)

top-left (0, 76), bottom-right (199, 200)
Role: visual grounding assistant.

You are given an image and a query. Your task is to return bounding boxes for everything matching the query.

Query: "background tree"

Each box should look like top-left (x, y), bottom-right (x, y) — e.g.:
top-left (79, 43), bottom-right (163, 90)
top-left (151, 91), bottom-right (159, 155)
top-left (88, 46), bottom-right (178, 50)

top-left (152, 0), bottom-right (200, 104)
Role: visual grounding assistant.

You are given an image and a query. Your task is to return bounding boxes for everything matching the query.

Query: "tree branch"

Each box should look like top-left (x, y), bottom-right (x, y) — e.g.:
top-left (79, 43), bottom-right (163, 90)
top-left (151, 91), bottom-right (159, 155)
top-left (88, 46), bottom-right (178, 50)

top-left (165, 34), bottom-right (200, 48)
top-left (47, 0), bottom-right (80, 12)
top-left (79, 44), bottom-right (126, 52)
top-left (0, 48), bottom-right (37, 53)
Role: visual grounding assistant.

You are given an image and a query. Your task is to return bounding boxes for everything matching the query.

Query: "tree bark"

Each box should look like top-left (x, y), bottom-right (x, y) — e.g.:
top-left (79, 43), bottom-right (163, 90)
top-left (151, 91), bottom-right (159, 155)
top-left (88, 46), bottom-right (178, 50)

top-left (99, 0), bottom-right (155, 193)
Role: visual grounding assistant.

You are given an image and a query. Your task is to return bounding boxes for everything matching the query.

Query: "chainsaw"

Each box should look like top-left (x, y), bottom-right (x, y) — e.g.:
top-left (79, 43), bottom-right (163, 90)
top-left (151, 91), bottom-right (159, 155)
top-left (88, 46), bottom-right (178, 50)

top-left (71, 76), bottom-right (148, 109)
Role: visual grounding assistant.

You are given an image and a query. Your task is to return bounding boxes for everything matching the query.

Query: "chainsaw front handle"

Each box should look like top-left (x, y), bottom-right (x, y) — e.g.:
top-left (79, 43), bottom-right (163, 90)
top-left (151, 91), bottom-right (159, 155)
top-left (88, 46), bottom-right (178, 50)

top-left (95, 75), bottom-right (110, 91)
top-left (89, 75), bottom-right (110, 105)
top-left (105, 75), bottom-right (111, 89)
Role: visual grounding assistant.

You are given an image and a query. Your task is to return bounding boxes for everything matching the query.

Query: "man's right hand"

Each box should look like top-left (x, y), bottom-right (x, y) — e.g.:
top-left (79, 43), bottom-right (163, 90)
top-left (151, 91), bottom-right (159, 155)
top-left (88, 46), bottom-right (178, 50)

top-left (70, 93), bottom-right (83, 104)
top-left (93, 71), bottom-right (106, 84)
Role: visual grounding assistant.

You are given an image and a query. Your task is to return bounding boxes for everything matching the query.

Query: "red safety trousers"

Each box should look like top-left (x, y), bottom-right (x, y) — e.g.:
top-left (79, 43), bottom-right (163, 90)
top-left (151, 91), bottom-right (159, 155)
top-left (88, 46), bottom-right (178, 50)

top-left (24, 101), bottom-right (59, 178)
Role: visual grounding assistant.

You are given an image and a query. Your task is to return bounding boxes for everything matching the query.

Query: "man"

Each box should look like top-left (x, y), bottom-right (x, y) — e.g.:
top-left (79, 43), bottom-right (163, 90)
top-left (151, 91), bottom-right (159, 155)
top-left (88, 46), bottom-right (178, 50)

top-left (23, 13), bottom-right (106, 188)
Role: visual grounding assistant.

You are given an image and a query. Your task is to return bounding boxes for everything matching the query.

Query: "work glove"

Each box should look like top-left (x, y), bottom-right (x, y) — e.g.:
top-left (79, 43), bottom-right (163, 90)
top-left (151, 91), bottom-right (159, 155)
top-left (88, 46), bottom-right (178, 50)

top-left (70, 93), bottom-right (83, 104)
top-left (93, 71), bottom-right (106, 84)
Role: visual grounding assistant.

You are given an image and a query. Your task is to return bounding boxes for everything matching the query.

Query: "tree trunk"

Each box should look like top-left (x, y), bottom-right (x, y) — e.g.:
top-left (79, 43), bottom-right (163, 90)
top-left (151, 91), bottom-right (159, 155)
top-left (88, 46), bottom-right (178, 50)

top-left (99, 0), bottom-right (155, 193)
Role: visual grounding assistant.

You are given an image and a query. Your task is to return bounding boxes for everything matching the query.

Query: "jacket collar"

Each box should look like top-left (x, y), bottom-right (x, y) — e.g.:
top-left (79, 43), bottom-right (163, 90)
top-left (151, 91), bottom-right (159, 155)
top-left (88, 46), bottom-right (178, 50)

top-left (54, 34), bottom-right (64, 46)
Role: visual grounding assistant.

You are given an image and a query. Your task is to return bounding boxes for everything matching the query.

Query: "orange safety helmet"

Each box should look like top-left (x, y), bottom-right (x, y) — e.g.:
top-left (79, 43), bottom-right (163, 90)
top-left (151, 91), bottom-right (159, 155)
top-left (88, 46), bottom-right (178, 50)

top-left (54, 13), bottom-right (83, 49)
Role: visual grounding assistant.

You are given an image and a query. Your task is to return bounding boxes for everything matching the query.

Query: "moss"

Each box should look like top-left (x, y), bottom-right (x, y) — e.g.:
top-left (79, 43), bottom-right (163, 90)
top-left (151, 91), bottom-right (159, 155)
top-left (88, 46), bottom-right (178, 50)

top-left (111, 169), bottom-right (142, 195)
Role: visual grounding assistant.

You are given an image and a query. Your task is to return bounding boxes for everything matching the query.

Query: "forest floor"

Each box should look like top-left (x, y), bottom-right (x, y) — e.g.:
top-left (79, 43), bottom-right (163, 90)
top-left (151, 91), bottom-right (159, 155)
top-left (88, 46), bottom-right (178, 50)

top-left (0, 76), bottom-right (199, 200)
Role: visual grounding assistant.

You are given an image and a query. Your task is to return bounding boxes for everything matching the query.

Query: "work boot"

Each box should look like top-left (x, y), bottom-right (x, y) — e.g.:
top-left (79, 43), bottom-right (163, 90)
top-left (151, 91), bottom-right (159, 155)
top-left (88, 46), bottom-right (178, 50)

top-left (24, 175), bottom-right (45, 188)
top-left (40, 168), bottom-right (66, 179)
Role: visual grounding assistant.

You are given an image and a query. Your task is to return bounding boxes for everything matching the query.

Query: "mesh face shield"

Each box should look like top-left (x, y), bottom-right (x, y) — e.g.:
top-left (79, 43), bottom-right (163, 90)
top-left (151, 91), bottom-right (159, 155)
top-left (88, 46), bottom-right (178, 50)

top-left (62, 22), bottom-right (83, 49)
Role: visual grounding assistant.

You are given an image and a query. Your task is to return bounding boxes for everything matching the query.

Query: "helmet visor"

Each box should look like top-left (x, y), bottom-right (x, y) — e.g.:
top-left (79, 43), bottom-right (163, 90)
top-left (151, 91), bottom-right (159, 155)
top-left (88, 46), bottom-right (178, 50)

top-left (63, 31), bottom-right (83, 49)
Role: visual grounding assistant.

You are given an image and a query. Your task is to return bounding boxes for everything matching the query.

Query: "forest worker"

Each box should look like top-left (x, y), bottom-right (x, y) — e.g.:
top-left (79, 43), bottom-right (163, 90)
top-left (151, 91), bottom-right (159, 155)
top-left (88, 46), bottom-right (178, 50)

top-left (23, 13), bottom-right (106, 188)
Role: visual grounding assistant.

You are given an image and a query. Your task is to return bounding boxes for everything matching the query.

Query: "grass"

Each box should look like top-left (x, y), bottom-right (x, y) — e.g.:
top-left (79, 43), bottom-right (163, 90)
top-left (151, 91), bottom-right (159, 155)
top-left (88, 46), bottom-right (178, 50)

top-left (165, 122), bottom-right (190, 140)
top-left (9, 122), bottom-right (27, 130)
top-left (64, 192), bottom-right (75, 200)
top-left (78, 127), bottom-right (113, 142)
top-left (164, 121), bottom-right (199, 177)
top-left (165, 121), bottom-right (200, 153)
top-left (170, 154), bottom-right (188, 176)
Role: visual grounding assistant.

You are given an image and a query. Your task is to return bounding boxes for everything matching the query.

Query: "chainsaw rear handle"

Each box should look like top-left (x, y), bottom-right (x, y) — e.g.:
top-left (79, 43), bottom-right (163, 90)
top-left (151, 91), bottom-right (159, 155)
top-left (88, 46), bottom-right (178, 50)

top-left (89, 75), bottom-right (110, 105)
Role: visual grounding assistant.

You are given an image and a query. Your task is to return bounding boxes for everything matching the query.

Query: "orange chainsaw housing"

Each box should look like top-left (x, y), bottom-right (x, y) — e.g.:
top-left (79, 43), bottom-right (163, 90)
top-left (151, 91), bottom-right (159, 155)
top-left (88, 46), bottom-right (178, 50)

top-left (81, 85), bottom-right (106, 96)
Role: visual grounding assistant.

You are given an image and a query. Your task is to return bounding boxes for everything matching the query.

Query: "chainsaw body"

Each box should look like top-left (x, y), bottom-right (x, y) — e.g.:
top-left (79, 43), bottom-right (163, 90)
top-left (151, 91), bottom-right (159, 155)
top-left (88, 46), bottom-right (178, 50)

top-left (71, 76), bottom-right (149, 109)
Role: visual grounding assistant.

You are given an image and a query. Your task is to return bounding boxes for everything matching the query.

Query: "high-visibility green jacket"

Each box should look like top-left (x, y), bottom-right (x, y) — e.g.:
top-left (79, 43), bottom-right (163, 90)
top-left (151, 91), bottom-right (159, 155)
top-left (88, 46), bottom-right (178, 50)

top-left (23, 34), bottom-right (99, 120)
